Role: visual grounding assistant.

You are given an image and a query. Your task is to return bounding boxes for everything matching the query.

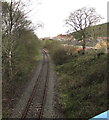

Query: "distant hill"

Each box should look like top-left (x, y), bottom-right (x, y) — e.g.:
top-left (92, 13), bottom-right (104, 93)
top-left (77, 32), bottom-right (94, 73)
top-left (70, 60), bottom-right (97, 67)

top-left (69, 22), bottom-right (109, 47)
top-left (72, 22), bottom-right (109, 39)
top-left (89, 22), bottom-right (109, 37)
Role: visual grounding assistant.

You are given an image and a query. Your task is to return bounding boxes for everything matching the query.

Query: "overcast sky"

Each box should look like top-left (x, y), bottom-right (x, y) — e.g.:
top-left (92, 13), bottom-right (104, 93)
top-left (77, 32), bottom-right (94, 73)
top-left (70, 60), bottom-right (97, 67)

top-left (7, 0), bottom-right (109, 38)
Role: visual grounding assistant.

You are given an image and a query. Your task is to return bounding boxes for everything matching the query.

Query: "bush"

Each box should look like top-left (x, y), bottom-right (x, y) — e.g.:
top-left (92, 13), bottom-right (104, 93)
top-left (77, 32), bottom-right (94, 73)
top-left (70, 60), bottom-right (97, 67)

top-left (51, 46), bottom-right (67, 65)
top-left (43, 40), bottom-right (68, 65)
top-left (43, 40), bottom-right (78, 65)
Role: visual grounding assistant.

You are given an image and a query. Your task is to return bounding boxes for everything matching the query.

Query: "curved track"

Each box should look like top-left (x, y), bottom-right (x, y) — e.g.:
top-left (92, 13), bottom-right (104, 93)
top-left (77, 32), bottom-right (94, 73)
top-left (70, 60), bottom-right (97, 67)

top-left (21, 49), bottom-right (49, 119)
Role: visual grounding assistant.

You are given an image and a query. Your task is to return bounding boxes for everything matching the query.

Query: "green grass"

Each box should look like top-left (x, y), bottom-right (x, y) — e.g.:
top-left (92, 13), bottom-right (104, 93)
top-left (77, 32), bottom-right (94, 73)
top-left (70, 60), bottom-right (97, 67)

top-left (56, 54), bottom-right (108, 118)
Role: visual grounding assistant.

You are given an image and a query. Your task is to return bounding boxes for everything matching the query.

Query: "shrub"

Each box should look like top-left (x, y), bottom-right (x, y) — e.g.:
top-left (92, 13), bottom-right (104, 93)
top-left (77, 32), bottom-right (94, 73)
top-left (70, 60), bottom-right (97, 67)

top-left (51, 46), bottom-right (67, 65)
top-left (43, 40), bottom-right (68, 65)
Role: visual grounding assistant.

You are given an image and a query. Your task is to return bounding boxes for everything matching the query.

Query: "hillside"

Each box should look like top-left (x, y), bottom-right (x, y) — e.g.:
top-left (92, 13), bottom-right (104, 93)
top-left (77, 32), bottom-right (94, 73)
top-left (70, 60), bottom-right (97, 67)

top-left (70, 22), bottom-right (109, 46)
top-left (89, 22), bottom-right (109, 37)
top-left (72, 22), bottom-right (109, 38)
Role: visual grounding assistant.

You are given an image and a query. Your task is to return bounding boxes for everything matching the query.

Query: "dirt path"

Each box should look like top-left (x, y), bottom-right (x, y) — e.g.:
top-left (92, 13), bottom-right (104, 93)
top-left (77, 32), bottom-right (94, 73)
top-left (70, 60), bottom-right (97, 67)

top-left (11, 50), bottom-right (62, 118)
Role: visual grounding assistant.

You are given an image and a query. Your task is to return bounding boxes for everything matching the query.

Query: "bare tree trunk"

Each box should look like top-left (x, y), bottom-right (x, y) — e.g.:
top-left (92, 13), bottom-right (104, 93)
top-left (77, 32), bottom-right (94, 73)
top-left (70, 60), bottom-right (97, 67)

top-left (8, 0), bottom-right (13, 81)
top-left (9, 50), bottom-right (13, 81)
top-left (82, 33), bottom-right (86, 54)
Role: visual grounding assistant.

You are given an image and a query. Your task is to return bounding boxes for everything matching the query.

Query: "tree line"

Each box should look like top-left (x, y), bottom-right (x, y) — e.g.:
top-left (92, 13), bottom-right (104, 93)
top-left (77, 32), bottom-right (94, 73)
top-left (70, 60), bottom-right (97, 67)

top-left (2, 0), bottom-right (40, 116)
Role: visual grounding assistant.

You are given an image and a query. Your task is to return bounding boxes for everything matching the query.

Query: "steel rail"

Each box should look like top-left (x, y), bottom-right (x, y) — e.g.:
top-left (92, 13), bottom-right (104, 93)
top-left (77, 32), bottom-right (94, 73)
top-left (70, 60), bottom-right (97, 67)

top-left (21, 49), bottom-right (50, 119)
top-left (38, 50), bottom-right (50, 119)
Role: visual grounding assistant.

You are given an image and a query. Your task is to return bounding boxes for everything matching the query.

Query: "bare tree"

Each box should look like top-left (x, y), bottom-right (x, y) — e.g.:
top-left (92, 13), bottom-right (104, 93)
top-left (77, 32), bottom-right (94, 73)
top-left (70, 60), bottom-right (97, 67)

top-left (65, 7), bottom-right (102, 53)
top-left (2, 0), bottom-right (31, 81)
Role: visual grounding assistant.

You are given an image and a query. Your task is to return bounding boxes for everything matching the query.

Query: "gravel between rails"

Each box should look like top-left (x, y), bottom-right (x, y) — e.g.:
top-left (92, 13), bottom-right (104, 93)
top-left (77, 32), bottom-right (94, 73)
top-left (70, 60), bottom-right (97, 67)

top-left (24, 51), bottom-right (48, 118)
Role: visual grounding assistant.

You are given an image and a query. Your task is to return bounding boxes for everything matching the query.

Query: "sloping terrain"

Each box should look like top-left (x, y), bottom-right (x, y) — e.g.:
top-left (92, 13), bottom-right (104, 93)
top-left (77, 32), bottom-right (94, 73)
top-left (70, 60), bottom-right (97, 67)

top-left (56, 54), bottom-right (108, 118)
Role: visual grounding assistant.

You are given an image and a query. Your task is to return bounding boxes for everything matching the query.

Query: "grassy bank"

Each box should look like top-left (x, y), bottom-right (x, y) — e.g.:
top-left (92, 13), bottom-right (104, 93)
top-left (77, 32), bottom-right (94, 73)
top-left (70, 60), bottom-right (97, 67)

top-left (56, 54), bottom-right (108, 118)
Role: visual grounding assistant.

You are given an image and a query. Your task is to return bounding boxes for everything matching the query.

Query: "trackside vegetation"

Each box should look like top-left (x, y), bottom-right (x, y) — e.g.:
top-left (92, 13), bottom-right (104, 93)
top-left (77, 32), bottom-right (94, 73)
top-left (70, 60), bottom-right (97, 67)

top-left (2, 1), bottom-right (41, 117)
top-left (56, 54), bottom-right (107, 118)
top-left (43, 40), bottom-right (77, 65)
top-left (43, 40), bottom-right (108, 118)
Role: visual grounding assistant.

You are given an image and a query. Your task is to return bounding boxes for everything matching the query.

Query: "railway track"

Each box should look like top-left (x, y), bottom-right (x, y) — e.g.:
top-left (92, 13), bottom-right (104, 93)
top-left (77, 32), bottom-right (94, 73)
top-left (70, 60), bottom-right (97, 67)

top-left (21, 49), bottom-right (49, 119)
